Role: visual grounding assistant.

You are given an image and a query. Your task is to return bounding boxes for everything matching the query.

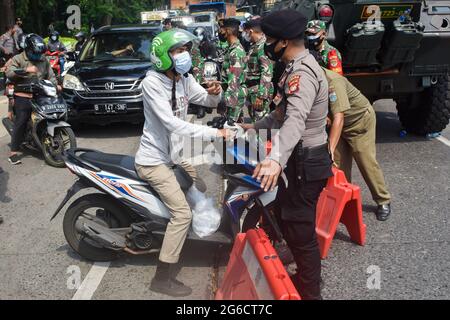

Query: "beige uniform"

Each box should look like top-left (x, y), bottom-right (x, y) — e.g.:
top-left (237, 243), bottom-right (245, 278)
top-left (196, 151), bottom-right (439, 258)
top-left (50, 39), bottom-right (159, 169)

top-left (324, 68), bottom-right (391, 205)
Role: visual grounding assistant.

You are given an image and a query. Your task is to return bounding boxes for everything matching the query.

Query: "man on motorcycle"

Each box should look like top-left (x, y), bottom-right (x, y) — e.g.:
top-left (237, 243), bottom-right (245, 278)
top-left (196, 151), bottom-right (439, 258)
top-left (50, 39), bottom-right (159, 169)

top-left (47, 31), bottom-right (67, 72)
top-left (74, 31), bottom-right (87, 54)
top-left (5, 34), bottom-right (57, 165)
top-left (134, 29), bottom-right (233, 297)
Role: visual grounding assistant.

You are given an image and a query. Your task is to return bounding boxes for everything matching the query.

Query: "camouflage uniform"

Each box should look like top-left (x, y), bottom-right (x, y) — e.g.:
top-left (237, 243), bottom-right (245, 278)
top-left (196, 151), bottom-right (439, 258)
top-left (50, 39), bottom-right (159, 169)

top-left (246, 35), bottom-right (274, 121)
top-left (222, 40), bottom-right (247, 121)
top-left (307, 20), bottom-right (343, 75)
top-left (191, 45), bottom-right (204, 83)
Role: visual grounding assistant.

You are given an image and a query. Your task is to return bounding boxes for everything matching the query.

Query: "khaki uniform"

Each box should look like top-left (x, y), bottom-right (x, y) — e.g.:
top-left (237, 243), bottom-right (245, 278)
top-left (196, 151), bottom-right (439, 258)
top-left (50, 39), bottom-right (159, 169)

top-left (324, 68), bottom-right (391, 205)
top-left (135, 160), bottom-right (199, 264)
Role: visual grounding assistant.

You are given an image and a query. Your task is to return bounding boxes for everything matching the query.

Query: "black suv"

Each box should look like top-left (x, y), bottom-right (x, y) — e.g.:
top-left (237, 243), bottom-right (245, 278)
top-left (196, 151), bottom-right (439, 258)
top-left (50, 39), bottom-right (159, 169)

top-left (63, 25), bottom-right (158, 124)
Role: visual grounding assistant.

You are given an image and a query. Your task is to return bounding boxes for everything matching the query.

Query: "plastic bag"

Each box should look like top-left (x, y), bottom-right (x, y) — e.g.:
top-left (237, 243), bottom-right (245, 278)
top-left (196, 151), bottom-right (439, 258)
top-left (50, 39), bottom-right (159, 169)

top-left (186, 186), bottom-right (221, 238)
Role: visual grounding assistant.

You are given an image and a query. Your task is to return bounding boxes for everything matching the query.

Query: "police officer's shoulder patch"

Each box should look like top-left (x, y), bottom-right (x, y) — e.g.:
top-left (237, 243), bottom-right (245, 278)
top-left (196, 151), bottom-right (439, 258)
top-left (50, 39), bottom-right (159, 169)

top-left (287, 75), bottom-right (301, 94)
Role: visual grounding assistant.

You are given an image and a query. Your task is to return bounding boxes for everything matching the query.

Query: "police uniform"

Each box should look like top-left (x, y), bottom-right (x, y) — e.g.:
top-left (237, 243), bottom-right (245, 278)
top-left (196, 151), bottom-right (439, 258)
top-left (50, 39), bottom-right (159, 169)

top-left (324, 68), bottom-right (392, 206)
top-left (257, 9), bottom-right (333, 300)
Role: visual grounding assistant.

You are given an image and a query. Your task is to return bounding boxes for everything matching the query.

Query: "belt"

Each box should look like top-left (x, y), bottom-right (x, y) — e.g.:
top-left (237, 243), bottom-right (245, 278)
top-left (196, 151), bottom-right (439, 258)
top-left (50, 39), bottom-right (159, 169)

top-left (246, 79), bottom-right (260, 87)
top-left (296, 142), bottom-right (329, 159)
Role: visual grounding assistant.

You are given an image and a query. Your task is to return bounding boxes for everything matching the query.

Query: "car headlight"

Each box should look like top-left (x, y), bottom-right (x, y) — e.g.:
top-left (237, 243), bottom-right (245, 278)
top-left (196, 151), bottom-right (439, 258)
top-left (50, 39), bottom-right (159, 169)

top-left (63, 74), bottom-right (85, 91)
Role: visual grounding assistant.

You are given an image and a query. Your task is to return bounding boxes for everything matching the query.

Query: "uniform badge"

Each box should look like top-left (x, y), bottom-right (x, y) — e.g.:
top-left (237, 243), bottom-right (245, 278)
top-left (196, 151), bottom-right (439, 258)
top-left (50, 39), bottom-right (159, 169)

top-left (329, 91), bottom-right (338, 103)
top-left (330, 56), bottom-right (338, 68)
top-left (287, 75), bottom-right (301, 94)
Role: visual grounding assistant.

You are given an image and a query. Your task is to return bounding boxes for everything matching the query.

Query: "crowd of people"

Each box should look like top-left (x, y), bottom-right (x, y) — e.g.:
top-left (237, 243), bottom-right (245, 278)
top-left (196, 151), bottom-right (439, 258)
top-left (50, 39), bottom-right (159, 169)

top-left (136, 11), bottom-right (392, 299)
top-left (1, 10), bottom-right (392, 299)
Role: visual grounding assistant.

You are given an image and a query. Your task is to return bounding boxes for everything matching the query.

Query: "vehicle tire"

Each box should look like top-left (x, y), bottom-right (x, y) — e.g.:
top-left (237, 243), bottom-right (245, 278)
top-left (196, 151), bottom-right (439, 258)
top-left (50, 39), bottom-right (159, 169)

top-left (396, 74), bottom-right (450, 135)
top-left (41, 127), bottom-right (77, 168)
top-left (63, 194), bottom-right (131, 262)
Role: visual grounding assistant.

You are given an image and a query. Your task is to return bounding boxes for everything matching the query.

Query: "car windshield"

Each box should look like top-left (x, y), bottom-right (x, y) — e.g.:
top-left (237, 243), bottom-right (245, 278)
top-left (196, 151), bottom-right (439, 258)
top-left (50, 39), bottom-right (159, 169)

top-left (80, 31), bottom-right (155, 62)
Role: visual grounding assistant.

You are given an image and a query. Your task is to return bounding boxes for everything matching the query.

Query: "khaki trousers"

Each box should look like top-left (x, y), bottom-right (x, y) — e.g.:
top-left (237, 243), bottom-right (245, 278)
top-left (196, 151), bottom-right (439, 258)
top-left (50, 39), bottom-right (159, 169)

top-left (334, 108), bottom-right (391, 205)
top-left (135, 160), bottom-right (198, 264)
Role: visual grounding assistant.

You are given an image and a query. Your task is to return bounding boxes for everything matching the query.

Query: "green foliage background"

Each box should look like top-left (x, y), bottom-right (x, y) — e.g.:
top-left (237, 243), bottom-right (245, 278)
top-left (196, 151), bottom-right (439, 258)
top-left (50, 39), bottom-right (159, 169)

top-left (14, 0), bottom-right (166, 37)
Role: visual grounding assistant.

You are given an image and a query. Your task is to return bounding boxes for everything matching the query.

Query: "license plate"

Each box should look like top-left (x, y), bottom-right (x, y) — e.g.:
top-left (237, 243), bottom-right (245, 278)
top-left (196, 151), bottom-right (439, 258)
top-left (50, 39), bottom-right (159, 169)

top-left (42, 104), bottom-right (66, 113)
top-left (94, 104), bottom-right (127, 114)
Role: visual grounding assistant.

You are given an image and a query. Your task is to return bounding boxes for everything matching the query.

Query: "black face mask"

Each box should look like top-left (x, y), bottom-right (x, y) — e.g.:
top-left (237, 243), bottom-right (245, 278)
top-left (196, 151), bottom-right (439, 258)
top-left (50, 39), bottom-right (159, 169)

top-left (264, 40), bottom-right (286, 61)
top-left (218, 31), bottom-right (227, 42)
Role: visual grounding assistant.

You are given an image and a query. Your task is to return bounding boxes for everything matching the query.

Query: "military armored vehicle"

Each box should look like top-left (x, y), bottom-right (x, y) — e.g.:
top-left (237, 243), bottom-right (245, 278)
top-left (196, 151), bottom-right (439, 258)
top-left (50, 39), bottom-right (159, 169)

top-left (266, 0), bottom-right (450, 135)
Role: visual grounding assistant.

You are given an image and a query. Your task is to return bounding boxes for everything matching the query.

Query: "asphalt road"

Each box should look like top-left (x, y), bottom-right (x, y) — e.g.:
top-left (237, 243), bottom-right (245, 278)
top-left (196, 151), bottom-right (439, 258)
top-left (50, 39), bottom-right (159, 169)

top-left (0, 100), bottom-right (449, 300)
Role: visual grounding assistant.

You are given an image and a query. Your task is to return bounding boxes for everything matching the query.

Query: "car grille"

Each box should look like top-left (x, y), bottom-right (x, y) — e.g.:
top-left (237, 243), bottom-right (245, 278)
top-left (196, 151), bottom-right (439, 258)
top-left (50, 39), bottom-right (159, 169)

top-left (77, 79), bottom-right (143, 100)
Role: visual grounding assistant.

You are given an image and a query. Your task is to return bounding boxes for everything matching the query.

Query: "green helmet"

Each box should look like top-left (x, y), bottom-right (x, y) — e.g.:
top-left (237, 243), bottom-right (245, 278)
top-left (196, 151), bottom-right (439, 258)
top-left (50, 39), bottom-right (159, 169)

top-left (151, 28), bottom-right (196, 72)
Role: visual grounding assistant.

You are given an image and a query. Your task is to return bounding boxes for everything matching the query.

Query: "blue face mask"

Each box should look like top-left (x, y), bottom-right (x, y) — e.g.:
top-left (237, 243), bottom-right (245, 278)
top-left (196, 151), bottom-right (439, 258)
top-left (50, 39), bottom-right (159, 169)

top-left (173, 51), bottom-right (192, 75)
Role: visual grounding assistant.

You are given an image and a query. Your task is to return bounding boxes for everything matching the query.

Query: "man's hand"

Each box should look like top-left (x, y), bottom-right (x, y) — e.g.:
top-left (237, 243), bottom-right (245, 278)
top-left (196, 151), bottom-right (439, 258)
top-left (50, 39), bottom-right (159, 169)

top-left (26, 66), bottom-right (39, 74)
top-left (253, 97), bottom-right (263, 111)
top-left (205, 81), bottom-right (222, 96)
top-left (57, 85), bottom-right (63, 92)
top-left (217, 128), bottom-right (236, 141)
top-left (238, 123), bottom-right (255, 131)
top-left (252, 158), bottom-right (282, 192)
top-left (7, 111), bottom-right (13, 121)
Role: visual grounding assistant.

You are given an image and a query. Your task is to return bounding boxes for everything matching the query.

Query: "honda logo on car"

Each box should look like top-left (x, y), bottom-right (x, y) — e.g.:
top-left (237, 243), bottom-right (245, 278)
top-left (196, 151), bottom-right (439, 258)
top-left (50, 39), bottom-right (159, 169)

top-left (105, 82), bottom-right (115, 90)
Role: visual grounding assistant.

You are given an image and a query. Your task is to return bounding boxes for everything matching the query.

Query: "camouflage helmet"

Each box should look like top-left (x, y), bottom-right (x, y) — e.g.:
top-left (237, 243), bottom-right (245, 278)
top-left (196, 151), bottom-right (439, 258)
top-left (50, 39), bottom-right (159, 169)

top-left (306, 20), bottom-right (327, 35)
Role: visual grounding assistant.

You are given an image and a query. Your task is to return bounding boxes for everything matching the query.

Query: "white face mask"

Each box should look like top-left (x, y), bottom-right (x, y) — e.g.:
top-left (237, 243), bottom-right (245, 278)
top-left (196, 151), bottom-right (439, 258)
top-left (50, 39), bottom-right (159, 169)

top-left (51, 36), bottom-right (57, 41)
top-left (173, 51), bottom-right (192, 75)
top-left (242, 32), bottom-right (251, 43)
top-left (197, 34), bottom-right (204, 42)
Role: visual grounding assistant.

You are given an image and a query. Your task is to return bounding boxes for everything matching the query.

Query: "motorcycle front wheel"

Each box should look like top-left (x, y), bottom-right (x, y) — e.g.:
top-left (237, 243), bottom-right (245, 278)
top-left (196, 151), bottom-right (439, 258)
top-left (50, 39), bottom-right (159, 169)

top-left (41, 127), bottom-right (76, 168)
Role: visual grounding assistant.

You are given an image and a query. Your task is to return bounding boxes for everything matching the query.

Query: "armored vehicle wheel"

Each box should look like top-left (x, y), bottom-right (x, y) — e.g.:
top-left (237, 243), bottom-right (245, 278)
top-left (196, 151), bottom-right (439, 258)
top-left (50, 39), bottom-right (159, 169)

top-left (396, 75), bottom-right (450, 135)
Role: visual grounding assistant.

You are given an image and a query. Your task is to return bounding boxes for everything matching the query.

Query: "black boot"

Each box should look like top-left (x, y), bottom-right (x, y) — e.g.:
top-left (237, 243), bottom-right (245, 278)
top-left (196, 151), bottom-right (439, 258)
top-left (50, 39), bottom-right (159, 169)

top-left (150, 261), bottom-right (192, 297)
top-left (376, 204), bottom-right (391, 221)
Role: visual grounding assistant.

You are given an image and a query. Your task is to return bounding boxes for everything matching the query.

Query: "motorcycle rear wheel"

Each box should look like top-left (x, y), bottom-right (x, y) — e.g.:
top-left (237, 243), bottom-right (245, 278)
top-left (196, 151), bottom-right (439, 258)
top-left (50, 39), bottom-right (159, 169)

top-left (63, 194), bottom-right (131, 262)
top-left (41, 127), bottom-right (76, 168)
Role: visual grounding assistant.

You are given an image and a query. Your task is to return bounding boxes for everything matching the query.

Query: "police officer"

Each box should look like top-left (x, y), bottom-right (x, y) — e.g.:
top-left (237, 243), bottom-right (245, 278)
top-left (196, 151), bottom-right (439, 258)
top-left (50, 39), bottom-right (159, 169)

top-left (219, 18), bottom-right (247, 121)
top-left (241, 9), bottom-right (333, 300)
top-left (324, 68), bottom-right (392, 221)
top-left (74, 31), bottom-right (87, 54)
top-left (242, 18), bottom-right (274, 122)
top-left (0, 25), bottom-right (17, 60)
top-left (306, 20), bottom-right (343, 75)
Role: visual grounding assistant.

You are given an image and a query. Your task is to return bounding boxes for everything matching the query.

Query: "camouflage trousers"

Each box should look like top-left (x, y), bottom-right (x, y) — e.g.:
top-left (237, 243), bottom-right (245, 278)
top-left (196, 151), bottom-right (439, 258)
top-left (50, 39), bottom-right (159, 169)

top-left (226, 87), bottom-right (248, 122)
top-left (246, 85), bottom-right (271, 122)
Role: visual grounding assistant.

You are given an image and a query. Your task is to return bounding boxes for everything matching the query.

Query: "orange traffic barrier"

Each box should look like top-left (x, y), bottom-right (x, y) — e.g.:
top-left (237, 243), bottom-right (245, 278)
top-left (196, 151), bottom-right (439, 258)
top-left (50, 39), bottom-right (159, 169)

top-left (316, 168), bottom-right (366, 259)
top-left (215, 229), bottom-right (301, 300)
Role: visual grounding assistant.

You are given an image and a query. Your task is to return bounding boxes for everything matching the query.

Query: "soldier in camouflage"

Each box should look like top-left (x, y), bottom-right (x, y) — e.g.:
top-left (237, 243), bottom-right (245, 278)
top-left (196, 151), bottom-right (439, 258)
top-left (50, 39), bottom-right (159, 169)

top-left (243, 18), bottom-right (274, 122)
top-left (219, 18), bottom-right (248, 121)
top-left (306, 20), bottom-right (343, 75)
top-left (191, 27), bottom-right (207, 83)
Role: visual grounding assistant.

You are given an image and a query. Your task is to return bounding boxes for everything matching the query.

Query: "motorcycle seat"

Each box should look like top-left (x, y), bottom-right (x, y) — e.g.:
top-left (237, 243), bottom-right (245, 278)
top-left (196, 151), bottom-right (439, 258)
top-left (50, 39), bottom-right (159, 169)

top-left (79, 151), bottom-right (193, 191)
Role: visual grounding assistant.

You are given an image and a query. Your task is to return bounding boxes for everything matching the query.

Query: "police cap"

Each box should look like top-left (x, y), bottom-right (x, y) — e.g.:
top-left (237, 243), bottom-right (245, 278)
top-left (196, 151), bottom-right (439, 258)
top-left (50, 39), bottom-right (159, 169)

top-left (261, 9), bottom-right (308, 40)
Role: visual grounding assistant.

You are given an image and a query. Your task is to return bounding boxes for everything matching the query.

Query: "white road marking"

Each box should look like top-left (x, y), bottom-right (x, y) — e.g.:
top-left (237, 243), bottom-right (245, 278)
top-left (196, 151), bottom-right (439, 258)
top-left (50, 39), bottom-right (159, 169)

top-left (72, 262), bottom-right (110, 300)
top-left (435, 135), bottom-right (450, 148)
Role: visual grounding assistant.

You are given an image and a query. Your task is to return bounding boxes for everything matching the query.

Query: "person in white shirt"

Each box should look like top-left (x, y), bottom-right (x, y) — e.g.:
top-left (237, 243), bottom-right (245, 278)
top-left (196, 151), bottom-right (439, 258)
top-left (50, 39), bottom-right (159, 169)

top-left (135, 29), bottom-right (233, 297)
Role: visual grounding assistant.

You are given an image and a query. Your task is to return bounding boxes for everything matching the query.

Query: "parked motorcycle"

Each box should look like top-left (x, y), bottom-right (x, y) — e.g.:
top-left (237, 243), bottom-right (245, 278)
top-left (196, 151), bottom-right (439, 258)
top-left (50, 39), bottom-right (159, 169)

top-left (51, 120), bottom-right (284, 262)
top-left (2, 78), bottom-right (77, 167)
